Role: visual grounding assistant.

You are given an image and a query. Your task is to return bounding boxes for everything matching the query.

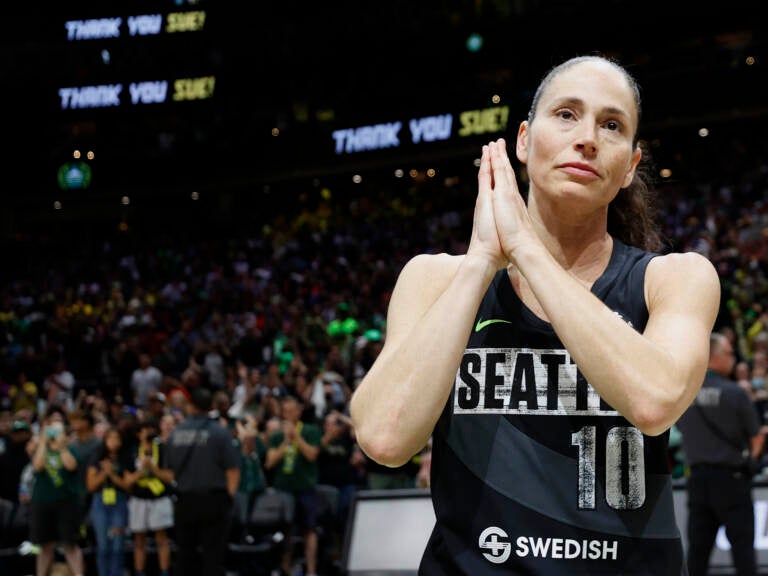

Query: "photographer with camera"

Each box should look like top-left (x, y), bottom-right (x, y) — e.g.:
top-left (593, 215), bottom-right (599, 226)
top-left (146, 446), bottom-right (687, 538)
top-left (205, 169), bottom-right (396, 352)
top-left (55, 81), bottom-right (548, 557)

top-left (30, 405), bottom-right (84, 576)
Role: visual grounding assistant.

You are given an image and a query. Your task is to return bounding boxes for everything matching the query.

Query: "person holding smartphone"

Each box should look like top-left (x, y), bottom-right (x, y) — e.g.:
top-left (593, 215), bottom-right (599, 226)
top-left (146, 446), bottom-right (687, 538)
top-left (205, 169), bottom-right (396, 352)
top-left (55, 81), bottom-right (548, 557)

top-left (30, 406), bottom-right (84, 576)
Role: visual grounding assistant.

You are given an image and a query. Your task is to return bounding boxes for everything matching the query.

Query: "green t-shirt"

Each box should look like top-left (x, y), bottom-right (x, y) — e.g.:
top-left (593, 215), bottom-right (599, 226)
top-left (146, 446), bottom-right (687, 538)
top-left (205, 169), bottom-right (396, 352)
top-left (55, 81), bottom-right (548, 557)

top-left (32, 446), bottom-right (81, 503)
top-left (238, 435), bottom-right (267, 495)
top-left (269, 422), bottom-right (321, 492)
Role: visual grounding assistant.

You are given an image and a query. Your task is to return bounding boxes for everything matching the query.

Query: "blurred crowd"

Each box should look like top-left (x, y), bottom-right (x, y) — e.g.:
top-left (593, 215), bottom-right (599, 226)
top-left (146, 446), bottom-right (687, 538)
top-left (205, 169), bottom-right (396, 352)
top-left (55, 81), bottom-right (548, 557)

top-left (2, 122), bottom-right (768, 574)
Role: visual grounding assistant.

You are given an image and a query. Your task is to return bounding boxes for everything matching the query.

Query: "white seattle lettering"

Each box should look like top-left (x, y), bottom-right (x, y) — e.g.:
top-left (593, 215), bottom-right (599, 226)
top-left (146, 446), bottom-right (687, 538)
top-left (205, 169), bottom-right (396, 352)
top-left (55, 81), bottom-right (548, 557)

top-left (455, 347), bottom-right (618, 416)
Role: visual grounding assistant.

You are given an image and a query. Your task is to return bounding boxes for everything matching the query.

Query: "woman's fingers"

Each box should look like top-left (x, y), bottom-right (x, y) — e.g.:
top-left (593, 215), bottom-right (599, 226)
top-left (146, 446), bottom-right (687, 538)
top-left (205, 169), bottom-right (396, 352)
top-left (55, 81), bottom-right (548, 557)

top-left (477, 144), bottom-right (491, 191)
top-left (489, 139), bottom-right (510, 188)
top-left (489, 139), bottom-right (518, 191)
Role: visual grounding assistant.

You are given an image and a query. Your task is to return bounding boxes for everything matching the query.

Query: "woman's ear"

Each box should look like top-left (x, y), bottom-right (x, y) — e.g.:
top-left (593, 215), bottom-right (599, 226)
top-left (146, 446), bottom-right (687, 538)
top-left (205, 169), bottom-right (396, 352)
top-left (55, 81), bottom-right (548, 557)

top-left (622, 145), bottom-right (642, 189)
top-left (516, 121), bottom-right (530, 164)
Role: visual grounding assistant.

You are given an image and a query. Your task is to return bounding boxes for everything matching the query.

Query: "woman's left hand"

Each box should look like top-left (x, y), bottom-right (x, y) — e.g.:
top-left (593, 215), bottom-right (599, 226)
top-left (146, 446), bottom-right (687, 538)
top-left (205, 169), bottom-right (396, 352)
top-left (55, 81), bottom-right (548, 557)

top-left (488, 139), bottom-right (538, 265)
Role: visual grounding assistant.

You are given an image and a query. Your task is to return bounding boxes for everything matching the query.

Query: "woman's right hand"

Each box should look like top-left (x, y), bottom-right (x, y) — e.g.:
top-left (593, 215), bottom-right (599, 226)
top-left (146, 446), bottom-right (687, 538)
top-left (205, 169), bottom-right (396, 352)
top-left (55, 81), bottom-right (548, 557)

top-left (468, 143), bottom-right (508, 271)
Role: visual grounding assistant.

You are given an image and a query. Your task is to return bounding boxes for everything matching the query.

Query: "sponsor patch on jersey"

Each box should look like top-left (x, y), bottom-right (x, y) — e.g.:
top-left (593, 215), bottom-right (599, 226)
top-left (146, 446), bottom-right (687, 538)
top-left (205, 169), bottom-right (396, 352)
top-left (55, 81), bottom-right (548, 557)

top-left (478, 526), bottom-right (619, 564)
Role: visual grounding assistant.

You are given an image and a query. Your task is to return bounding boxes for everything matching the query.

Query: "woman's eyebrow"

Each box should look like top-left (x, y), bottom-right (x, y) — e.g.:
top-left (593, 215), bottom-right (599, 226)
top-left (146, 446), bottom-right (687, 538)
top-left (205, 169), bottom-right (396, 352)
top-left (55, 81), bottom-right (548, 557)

top-left (550, 96), bottom-right (630, 118)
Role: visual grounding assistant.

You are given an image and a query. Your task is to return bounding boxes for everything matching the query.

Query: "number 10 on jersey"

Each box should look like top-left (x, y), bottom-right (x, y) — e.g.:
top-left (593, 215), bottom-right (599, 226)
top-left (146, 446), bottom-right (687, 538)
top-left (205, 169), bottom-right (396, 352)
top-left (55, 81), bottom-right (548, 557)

top-left (571, 426), bottom-right (646, 510)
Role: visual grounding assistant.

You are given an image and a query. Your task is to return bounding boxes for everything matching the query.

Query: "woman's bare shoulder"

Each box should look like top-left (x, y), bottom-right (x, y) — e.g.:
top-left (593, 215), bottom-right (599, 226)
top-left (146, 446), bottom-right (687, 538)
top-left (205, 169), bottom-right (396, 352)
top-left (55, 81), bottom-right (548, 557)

top-left (646, 250), bottom-right (720, 312)
top-left (647, 250), bottom-right (718, 282)
top-left (398, 252), bottom-right (465, 285)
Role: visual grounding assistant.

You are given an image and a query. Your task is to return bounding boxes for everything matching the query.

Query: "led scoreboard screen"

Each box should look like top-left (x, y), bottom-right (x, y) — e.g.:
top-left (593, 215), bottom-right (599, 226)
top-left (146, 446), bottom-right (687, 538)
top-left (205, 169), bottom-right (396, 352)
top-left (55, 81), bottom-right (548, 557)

top-left (46, 0), bottom-right (232, 194)
top-left (48, 1), bottom-right (518, 192)
top-left (58, 0), bottom-right (216, 111)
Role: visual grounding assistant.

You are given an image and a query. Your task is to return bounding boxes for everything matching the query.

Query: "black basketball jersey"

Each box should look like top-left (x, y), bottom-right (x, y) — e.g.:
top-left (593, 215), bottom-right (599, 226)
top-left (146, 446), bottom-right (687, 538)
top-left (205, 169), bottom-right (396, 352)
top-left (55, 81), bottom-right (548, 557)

top-left (420, 239), bottom-right (685, 575)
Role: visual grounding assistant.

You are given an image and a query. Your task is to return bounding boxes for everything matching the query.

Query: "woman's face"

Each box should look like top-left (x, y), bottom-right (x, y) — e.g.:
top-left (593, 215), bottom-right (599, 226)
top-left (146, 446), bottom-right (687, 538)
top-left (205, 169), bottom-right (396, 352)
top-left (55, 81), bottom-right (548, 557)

top-left (160, 414), bottom-right (176, 435)
top-left (517, 60), bottom-right (641, 218)
top-left (105, 430), bottom-right (122, 453)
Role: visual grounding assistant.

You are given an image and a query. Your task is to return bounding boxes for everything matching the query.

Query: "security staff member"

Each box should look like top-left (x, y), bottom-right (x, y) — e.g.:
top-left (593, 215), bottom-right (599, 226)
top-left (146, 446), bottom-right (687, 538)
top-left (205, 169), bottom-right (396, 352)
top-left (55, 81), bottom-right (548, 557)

top-left (677, 332), bottom-right (764, 576)
top-left (165, 386), bottom-right (240, 576)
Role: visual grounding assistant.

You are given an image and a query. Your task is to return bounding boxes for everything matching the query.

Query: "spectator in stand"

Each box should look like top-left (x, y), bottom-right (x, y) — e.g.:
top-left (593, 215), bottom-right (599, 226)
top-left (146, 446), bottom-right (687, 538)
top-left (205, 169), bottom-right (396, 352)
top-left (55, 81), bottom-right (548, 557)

top-left (128, 419), bottom-right (174, 576)
top-left (282, 352), bottom-right (311, 402)
top-left (734, 360), bottom-right (753, 397)
top-left (317, 409), bottom-right (357, 563)
top-left (68, 409), bottom-right (103, 534)
top-left (266, 395), bottom-right (322, 576)
top-left (159, 412), bottom-right (177, 442)
top-left (114, 337), bottom-right (141, 404)
top-left (145, 391), bottom-right (168, 423)
top-left (107, 396), bottom-right (126, 427)
top-left (750, 350), bottom-right (768, 424)
top-left (130, 353), bottom-right (164, 410)
top-left (233, 415), bottom-right (267, 541)
top-left (212, 389), bottom-right (234, 429)
top-left (202, 339), bottom-right (229, 390)
top-left (18, 432), bottom-right (38, 504)
top-left (43, 360), bottom-right (76, 412)
top-left (0, 419), bottom-right (32, 504)
top-left (227, 362), bottom-right (258, 420)
top-left (86, 426), bottom-right (134, 576)
top-left (30, 406), bottom-right (84, 576)
top-left (8, 375), bottom-right (38, 415)
top-left (169, 318), bottom-right (200, 378)
top-left (235, 319), bottom-right (266, 369)
top-left (309, 370), bottom-right (347, 421)
top-left (258, 362), bottom-right (290, 404)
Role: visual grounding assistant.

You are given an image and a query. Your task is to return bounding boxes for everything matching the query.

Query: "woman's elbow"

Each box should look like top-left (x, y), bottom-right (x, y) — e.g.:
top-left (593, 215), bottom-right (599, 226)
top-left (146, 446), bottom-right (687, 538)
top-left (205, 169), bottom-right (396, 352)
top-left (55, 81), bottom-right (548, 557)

top-left (356, 428), bottom-right (415, 468)
top-left (628, 401), bottom-right (680, 437)
top-left (351, 389), bottom-right (423, 466)
top-left (632, 418), bottom-right (671, 438)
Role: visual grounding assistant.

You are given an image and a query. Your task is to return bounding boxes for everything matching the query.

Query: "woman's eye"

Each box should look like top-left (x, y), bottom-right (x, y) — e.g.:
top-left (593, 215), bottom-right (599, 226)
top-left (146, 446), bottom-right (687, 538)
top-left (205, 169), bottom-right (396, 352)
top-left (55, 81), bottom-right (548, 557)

top-left (558, 110), bottom-right (574, 120)
top-left (605, 120), bottom-right (621, 131)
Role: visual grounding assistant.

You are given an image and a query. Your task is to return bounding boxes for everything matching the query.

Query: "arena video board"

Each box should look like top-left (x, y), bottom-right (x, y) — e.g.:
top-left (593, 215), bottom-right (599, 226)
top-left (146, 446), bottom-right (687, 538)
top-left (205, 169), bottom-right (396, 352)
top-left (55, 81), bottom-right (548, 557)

top-left (57, 2), bottom-right (216, 111)
top-left (331, 105), bottom-right (511, 155)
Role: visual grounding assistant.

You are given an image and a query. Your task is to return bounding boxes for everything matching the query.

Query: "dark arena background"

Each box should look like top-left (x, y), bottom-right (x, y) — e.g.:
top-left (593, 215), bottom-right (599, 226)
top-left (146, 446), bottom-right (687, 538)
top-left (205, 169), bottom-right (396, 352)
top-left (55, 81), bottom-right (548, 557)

top-left (2, 1), bottom-right (768, 575)
top-left (4, 0), bottom-right (766, 241)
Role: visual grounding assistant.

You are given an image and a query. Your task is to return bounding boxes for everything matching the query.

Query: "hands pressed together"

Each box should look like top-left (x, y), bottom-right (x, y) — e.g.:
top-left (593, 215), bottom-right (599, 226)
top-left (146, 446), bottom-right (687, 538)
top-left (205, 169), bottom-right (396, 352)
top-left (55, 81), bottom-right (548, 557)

top-left (469, 138), bottom-right (536, 270)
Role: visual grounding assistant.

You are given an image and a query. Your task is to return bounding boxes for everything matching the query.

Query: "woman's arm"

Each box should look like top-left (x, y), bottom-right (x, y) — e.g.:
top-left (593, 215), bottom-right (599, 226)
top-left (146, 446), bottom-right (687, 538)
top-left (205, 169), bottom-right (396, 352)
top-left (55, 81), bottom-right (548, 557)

top-left (350, 253), bottom-right (498, 466)
top-left (108, 468), bottom-right (134, 492)
top-left (513, 245), bottom-right (719, 435)
top-left (86, 464), bottom-right (106, 492)
top-left (295, 430), bottom-right (320, 463)
top-left (351, 144), bottom-right (507, 467)
top-left (32, 434), bottom-right (48, 472)
top-left (58, 444), bottom-right (78, 472)
top-left (489, 140), bottom-right (721, 435)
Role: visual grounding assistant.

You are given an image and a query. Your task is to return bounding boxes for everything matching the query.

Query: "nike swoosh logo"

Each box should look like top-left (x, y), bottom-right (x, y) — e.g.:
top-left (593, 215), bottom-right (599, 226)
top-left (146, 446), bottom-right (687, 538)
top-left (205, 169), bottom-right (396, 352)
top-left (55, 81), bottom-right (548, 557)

top-left (474, 318), bottom-right (513, 332)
